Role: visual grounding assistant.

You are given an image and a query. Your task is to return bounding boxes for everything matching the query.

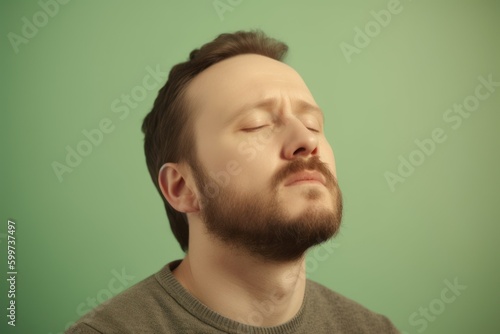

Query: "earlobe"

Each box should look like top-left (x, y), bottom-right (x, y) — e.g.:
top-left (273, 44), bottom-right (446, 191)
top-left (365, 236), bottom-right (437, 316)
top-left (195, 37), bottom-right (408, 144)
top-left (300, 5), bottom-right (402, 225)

top-left (158, 163), bottom-right (200, 213)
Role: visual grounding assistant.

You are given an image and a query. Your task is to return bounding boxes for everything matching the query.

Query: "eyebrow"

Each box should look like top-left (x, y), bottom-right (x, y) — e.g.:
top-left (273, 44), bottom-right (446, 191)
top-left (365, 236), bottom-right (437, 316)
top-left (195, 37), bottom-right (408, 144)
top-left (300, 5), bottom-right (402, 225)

top-left (295, 100), bottom-right (324, 119)
top-left (226, 97), bottom-right (324, 125)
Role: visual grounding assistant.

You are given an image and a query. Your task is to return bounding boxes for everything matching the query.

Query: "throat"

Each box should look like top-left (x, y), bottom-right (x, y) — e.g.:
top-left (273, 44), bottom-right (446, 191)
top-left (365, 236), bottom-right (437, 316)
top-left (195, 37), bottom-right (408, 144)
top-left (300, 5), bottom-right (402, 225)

top-left (171, 253), bottom-right (307, 327)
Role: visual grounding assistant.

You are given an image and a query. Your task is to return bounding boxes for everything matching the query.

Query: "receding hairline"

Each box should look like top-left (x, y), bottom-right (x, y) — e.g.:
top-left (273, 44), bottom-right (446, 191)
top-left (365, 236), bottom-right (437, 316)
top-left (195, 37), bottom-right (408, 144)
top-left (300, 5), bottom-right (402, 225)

top-left (183, 52), bottom-right (310, 120)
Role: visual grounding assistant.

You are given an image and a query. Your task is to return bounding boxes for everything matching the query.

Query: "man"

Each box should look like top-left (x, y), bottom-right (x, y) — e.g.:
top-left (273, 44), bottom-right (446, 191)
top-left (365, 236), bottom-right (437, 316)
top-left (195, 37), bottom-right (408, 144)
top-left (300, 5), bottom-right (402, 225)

top-left (67, 30), bottom-right (400, 333)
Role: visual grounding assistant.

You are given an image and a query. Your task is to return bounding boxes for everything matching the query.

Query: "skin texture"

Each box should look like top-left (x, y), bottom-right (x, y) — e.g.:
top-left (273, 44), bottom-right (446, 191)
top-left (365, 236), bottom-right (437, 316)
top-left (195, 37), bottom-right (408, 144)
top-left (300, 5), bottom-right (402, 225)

top-left (158, 54), bottom-right (342, 327)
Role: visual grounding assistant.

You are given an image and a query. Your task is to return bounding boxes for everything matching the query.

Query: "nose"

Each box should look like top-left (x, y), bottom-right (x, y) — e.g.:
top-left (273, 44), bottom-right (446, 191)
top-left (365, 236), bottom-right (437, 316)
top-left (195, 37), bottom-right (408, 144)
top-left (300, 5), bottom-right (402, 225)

top-left (281, 118), bottom-right (319, 160)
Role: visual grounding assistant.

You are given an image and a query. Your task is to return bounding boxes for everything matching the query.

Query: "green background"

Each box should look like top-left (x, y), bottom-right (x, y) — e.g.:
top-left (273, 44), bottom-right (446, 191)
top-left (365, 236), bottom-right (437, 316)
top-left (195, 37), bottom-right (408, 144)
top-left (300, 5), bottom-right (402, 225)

top-left (1, 0), bottom-right (499, 333)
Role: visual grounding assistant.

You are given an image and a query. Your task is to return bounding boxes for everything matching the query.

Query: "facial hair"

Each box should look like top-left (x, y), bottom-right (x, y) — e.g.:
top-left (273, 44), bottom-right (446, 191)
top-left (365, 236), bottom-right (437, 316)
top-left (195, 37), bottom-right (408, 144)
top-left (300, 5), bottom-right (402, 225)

top-left (190, 156), bottom-right (343, 263)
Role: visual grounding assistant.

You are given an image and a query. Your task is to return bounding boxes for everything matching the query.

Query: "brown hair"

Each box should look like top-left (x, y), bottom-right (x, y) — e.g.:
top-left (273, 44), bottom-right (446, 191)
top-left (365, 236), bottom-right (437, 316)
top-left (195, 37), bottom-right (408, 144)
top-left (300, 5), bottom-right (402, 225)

top-left (141, 30), bottom-right (289, 252)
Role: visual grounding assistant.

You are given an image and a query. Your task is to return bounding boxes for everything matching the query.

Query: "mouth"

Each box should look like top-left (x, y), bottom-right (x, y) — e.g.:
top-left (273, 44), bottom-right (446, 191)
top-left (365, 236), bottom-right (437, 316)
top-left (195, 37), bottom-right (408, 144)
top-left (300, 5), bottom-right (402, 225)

top-left (284, 170), bottom-right (326, 187)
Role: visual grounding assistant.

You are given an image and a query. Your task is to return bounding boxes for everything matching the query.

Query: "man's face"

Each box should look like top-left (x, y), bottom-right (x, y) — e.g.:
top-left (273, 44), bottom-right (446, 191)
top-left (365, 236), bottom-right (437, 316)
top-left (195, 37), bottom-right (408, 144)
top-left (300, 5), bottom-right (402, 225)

top-left (185, 54), bottom-right (343, 262)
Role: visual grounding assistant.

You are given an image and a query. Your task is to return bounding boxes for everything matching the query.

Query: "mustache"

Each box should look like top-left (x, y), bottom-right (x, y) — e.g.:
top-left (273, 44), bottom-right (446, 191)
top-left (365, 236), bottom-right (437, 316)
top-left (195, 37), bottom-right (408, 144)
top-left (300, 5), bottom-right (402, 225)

top-left (271, 156), bottom-right (337, 189)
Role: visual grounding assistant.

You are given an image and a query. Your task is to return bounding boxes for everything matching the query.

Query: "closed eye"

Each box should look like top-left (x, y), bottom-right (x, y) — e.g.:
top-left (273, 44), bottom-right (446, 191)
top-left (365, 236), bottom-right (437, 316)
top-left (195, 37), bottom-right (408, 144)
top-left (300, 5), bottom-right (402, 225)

top-left (242, 125), bottom-right (269, 132)
top-left (307, 127), bottom-right (320, 133)
top-left (302, 117), bottom-right (322, 133)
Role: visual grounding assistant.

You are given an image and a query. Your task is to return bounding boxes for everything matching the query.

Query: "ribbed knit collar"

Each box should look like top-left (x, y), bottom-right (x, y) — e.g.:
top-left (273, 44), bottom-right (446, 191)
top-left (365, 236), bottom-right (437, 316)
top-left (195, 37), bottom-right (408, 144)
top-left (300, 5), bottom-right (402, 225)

top-left (155, 260), bottom-right (307, 334)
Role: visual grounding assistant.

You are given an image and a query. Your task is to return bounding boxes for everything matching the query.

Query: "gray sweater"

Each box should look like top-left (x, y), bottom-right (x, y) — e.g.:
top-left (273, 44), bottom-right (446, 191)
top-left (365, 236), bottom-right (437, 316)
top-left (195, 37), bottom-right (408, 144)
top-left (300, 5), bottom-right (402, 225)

top-left (66, 260), bottom-right (400, 333)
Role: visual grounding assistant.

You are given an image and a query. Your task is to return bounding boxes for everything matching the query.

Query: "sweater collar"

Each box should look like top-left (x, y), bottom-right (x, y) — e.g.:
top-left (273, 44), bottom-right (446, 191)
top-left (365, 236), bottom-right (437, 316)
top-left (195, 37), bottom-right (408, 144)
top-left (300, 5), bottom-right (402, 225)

top-left (156, 259), bottom-right (308, 334)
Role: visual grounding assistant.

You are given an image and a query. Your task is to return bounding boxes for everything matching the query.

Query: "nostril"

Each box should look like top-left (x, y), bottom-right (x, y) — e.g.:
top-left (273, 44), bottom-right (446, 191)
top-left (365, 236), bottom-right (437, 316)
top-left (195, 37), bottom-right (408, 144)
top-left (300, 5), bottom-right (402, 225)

top-left (293, 147), bottom-right (306, 155)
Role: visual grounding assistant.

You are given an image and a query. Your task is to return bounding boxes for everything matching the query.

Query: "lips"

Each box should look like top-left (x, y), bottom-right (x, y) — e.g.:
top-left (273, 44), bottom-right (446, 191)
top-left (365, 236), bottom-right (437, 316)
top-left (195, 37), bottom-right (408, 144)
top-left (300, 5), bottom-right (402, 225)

top-left (284, 170), bottom-right (326, 186)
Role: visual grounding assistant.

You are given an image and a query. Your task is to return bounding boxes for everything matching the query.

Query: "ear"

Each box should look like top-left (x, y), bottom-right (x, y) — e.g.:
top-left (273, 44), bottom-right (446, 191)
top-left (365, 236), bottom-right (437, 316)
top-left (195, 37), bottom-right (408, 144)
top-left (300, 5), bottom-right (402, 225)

top-left (158, 163), bottom-right (200, 213)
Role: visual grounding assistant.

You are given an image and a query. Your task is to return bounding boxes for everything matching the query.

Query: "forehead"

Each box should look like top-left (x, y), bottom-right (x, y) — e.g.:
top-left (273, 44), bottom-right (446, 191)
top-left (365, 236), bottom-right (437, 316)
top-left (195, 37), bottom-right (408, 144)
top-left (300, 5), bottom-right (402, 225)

top-left (185, 54), bottom-right (316, 119)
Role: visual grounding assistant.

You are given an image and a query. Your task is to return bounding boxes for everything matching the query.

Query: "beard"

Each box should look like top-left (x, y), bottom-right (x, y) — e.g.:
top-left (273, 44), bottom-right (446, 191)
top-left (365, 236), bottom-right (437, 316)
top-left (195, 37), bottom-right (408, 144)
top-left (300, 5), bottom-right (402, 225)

top-left (190, 156), bottom-right (343, 263)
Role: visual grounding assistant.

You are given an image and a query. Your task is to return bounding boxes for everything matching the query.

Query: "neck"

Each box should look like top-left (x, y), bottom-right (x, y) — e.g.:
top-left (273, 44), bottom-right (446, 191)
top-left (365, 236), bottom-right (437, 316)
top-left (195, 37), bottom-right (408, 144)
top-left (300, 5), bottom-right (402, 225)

top-left (172, 221), bottom-right (307, 327)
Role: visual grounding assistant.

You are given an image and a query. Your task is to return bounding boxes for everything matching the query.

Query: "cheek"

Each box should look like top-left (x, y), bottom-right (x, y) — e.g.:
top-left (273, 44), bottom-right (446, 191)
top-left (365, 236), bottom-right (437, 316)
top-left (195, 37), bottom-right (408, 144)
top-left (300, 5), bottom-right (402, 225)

top-left (194, 130), bottom-right (238, 189)
top-left (194, 114), bottom-right (240, 173)
top-left (320, 139), bottom-right (337, 177)
top-left (197, 143), bottom-right (238, 181)
top-left (194, 133), bottom-right (264, 192)
top-left (229, 133), bottom-right (278, 190)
